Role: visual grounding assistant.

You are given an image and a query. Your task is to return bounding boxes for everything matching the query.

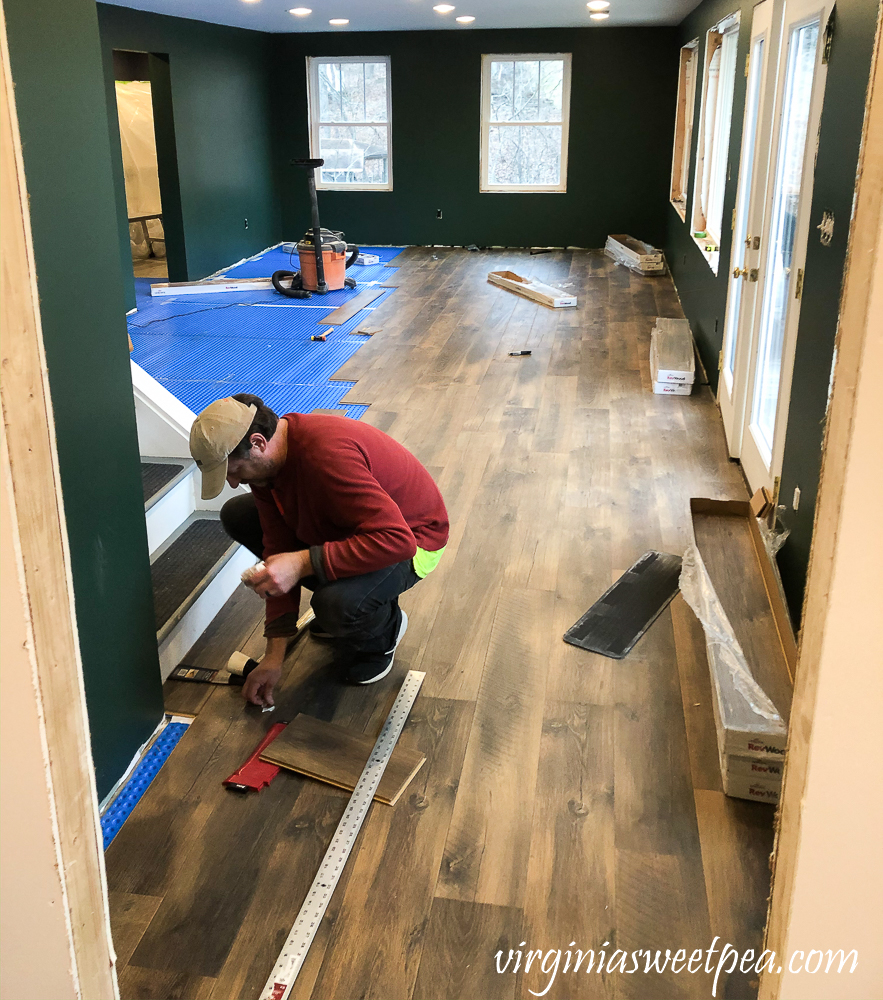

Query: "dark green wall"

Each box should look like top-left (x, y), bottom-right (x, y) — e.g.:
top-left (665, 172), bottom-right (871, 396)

top-left (664, 0), bottom-right (878, 622)
top-left (4, 0), bottom-right (164, 799)
top-left (97, 3), bottom-right (282, 283)
top-left (271, 27), bottom-right (678, 248)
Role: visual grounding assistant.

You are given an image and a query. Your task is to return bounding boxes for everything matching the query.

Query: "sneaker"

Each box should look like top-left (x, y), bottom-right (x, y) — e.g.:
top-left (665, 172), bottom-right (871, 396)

top-left (346, 611), bottom-right (409, 685)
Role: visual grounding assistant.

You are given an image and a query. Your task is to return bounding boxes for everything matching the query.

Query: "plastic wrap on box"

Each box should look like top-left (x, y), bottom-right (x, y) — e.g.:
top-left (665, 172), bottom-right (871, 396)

top-left (680, 542), bottom-right (788, 759)
top-left (605, 234), bottom-right (667, 275)
top-left (651, 318), bottom-right (696, 383)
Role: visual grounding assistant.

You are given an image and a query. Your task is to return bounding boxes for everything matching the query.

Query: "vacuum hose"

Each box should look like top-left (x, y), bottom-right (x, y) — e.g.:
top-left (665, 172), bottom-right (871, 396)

top-left (346, 245), bottom-right (359, 268)
top-left (271, 270), bottom-right (312, 299)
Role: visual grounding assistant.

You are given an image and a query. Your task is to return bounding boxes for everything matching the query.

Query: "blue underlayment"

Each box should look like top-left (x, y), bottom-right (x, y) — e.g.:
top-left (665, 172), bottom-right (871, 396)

top-left (101, 721), bottom-right (190, 849)
top-left (127, 246), bottom-right (401, 419)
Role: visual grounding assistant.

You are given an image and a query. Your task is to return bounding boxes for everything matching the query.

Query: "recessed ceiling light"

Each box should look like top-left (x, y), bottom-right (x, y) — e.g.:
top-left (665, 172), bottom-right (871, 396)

top-left (289, 6), bottom-right (311, 13)
top-left (590, 11), bottom-right (610, 19)
top-left (587, 1), bottom-right (610, 9)
top-left (433, 3), bottom-right (456, 11)
top-left (329, 17), bottom-right (349, 24)
top-left (455, 14), bottom-right (475, 22)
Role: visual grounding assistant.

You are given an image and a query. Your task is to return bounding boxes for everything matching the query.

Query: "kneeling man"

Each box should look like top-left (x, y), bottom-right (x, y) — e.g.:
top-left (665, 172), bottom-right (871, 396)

top-left (189, 395), bottom-right (448, 707)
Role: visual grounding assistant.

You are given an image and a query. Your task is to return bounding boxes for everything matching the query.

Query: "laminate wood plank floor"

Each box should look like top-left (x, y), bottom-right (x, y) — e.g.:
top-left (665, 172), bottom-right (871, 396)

top-left (108, 248), bottom-right (773, 1000)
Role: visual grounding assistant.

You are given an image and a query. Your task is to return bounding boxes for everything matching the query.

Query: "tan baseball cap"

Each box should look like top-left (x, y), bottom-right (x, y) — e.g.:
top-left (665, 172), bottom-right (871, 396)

top-left (189, 397), bottom-right (257, 500)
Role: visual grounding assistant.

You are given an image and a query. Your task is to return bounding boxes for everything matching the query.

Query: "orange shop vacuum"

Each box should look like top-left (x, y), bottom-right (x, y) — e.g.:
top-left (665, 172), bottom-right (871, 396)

top-left (271, 158), bottom-right (359, 299)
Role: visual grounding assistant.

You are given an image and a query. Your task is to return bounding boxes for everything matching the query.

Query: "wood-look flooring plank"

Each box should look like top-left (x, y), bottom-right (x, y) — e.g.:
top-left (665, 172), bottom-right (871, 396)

top-left (612, 609), bottom-right (704, 857)
top-left (419, 503), bottom-right (518, 701)
top-left (614, 848), bottom-right (714, 999)
top-left (670, 595), bottom-right (723, 793)
top-left (307, 698), bottom-right (474, 1000)
top-left (693, 789), bottom-right (775, 1000)
top-left (261, 712), bottom-right (425, 806)
top-left (517, 703), bottom-right (615, 1000)
top-left (322, 287), bottom-right (384, 324)
top-left (109, 891), bottom-right (163, 969)
top-left (411, 898), bottom-right (523, 1000)
top-left (437, 587), bottom-right (553, 907)
top-left (119, 967), bottom-right (215, 1000)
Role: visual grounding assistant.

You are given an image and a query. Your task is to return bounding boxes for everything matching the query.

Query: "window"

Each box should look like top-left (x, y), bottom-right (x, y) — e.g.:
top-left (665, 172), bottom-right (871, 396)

top-left (691, 13), bottom-right (740, 271)
top-left (480, 53), bottom-right (571, 193)
top-left (670, 40), bottom-right (699, 220)
top-left (306, 56), bottom-right (392, 190)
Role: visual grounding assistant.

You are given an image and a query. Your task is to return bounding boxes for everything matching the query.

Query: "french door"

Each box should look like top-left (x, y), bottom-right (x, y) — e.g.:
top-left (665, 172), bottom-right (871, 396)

top-left (719, 0), bottom-right (832, 494)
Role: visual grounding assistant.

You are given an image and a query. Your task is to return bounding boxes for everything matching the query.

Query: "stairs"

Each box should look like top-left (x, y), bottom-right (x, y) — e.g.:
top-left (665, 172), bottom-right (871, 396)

top-left (142, 459), bottom-right (254, 680)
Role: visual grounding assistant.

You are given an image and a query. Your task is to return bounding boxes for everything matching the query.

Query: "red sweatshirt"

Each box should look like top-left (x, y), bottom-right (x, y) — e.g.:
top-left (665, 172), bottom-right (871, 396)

top-left (250, 413), bottom-right (449, 634)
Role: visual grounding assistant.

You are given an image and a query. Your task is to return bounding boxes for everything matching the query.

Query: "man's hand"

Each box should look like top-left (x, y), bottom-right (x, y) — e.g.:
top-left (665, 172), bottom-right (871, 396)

top-left (245, 550), bottom-right (312, 598)
top-left (241, 662), bottom-right (281, 707)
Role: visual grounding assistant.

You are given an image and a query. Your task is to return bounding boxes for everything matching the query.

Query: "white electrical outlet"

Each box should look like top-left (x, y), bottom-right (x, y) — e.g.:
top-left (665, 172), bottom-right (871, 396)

top-left (793, 486), bottom-right (801, 511)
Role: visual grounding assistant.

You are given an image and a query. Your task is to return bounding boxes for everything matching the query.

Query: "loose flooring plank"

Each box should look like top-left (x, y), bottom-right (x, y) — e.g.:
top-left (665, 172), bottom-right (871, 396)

top-left (307, 698), bottom-right (475, 1000)
top-left (108, 891), bottom-right (163, 968)
top-left (321, 287), bottom-right (385, 324)
top-left (260, 712), bottom-right (426, 806)
top-left (412, 898), bottom-right (523, 1000)
top-left (437, 587), bottom-right (553, 907)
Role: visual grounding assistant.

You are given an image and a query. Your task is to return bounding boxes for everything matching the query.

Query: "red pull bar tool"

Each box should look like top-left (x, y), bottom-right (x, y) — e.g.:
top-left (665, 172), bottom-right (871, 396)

top-left (223, 722), bottom-right (288, 792)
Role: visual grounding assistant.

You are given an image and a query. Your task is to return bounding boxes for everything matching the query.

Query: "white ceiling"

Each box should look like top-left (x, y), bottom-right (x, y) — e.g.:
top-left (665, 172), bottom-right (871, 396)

top-left (100, 0), bottom-right (701, 33)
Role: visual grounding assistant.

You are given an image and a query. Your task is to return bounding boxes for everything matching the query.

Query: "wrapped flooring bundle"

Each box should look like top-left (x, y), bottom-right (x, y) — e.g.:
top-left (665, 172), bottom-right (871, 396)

top-left (680, 499), bottom-right (796, 803)
top-left (605, 234), bottom-right (666, 274)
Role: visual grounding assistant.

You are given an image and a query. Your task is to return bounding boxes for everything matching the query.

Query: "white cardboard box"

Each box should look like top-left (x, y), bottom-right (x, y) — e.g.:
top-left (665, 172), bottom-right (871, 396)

top-left (651, 318), bottom-right (696, 383)
top-left (651, 379), bottom-right (692, 395)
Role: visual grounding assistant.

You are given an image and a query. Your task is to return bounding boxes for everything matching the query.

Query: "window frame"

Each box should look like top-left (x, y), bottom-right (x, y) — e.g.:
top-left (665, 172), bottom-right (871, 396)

top-left (691, 12), bottom-right (741, 271)
top-left (306, 54), bottom-right (393, 192)
top-left (479, 52), bottom-right (572, 194)
top-left (669, 39), bottom-right (699, 220)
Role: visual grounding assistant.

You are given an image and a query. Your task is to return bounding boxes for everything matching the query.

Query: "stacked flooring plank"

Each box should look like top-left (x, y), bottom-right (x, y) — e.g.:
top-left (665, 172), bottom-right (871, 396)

top-left (107, 249), bottom-right (772, 1000)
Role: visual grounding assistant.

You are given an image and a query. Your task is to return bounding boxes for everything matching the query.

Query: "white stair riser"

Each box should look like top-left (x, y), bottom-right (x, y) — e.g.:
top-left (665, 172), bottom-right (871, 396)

top-left (146, 473), bottom-right (197, 556)
top-left (157, 544), bottom-right (256, 681)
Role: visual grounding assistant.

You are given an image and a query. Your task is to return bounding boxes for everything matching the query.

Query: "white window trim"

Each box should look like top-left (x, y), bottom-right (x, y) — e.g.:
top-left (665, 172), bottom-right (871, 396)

top-left (480, 52), bottom-right (572, 194)
top-left (306, 55), bottom-right (393, 192)
top-left (691, 12), bottom-right (741, 271)
top-left (670, 38), bottom-right (699, 221)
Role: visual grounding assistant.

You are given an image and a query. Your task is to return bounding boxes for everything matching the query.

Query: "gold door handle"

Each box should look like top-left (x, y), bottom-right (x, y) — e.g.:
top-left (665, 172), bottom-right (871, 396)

top-left (733, 267), bottom-right (747, 279)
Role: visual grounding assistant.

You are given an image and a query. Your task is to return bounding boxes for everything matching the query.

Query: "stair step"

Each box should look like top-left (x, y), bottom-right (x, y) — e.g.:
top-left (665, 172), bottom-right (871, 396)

top-left (151, 516), bottom-right (237, 636)
top-left (142, 459), bottom-right (196, 514)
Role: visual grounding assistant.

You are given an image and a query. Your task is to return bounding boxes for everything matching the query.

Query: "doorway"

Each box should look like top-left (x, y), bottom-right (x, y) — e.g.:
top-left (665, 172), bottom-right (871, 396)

top-left (719, 0), bottom-right (833, 494)
top-left (114, 50), bottom-right (166, 281)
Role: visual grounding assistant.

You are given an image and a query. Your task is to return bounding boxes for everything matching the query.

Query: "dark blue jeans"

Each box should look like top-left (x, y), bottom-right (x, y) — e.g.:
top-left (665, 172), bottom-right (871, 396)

top-left (221, 493), bottom-right (419, 658)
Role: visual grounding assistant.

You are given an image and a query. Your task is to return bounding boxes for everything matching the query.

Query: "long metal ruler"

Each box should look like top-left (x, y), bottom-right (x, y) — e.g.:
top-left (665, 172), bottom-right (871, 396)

top-left (259, 669), bottom-right (425, 1000)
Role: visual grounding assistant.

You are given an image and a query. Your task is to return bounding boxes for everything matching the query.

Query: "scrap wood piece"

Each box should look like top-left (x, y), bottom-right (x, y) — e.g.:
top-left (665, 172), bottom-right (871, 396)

top-left (487, 270), bottom-right (577, 309)
top-left (260, 712), bottom-right (425, 805)
top-left (322, 287), bottom-right (385, 324)
top-left (357, 325), bottom-right (382, 336)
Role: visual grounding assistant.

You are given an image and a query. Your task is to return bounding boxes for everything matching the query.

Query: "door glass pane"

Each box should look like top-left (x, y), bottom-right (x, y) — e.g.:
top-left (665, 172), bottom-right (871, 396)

top-left (724, 36), bottom-right (765, 381)
top-left (751, 19), bottom-right (819, 456)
